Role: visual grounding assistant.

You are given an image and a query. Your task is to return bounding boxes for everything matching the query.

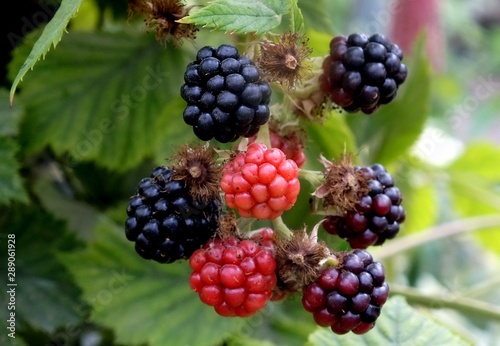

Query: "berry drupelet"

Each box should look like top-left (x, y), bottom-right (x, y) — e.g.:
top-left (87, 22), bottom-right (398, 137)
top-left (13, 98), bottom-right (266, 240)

top-left (323, 163), bottom-right (405, 248)
top-left (181, 44), bottom-right (272, 143)
top-left (320, 33), bottom-right (407, 114)
top-left (302, 249), bottom-right (389, 334)
top-left (125, 166), bottom-right (221, 263)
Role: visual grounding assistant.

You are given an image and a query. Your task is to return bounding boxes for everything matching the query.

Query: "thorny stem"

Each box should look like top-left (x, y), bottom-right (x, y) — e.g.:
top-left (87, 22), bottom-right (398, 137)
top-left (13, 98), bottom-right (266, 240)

top-left (390, 284), bottom-right (500, 322)
top-left (272, 216), bottom-right (293, 240)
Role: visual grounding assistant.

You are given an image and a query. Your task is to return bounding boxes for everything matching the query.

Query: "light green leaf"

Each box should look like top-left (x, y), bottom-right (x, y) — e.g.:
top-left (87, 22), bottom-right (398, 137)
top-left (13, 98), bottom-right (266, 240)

top-left (9, 0), bottom-right (85, 103)
top-left (303, 112), bottom-right (357, 169)
top-left (10, 30), bottom-right (190, 171)
top-left (0, 206), bottom-right (84, 332)
top-left (289, 0), bottom-right (304, 33)
top-left (62, 218), bottom-right (245, 346)
top-left (448, 142), bottom-right (500, 254)
top-left (0, 138), bottom-right (28, 205)
top-left (179, 0), bottom-right (289, 34)
top-left (306, 296), bottom-right (470, 346)
top-left (347, 34), bottom-right (432, 166)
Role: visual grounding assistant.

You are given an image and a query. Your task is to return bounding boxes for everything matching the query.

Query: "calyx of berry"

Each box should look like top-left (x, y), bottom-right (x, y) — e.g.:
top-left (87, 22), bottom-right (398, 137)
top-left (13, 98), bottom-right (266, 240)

top-left (275, 225), bottom-right (331, 294)
top-left (171, 143), bottom-right (222, 201)
top-left (313, 153), bottom-right (370, 212)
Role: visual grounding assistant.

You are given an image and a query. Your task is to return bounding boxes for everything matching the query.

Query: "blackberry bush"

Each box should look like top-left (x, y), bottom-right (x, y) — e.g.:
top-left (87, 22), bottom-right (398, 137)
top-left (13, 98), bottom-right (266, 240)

top-left (302, 250), bottom-right (389, 334)
top-left (125, 165), bottom-right (221, 263)
top-left (181, 44), bottom-right (272, 143)
top-left (322, 163), bottom-right (406, 248)
top-left (319, 33), bottom-right (407, 114)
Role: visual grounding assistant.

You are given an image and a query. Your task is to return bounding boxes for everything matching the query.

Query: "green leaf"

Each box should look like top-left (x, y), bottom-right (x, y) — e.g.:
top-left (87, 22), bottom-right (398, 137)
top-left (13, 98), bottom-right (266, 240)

top-left (9, 0), bottom-right (85, 103)
top-left (346, 34), bottom-right (432, 166)
top-left (448, 142), bottom-right (500, 254)
top-left (303, 112), bottom-right (357, 169)
top-left (289, 0), bottom-right (304, 33)
top-left (62, 218), bottom-right (245, 346)
top-left (179, 0), bottom-right (289, 34)
top-left (0, 206), bottom-right (84, 333)
top-left (10, 30), bottom-right (190, 171)
top-left (0, 89), bottom-right (23, 136)
top-left (0, 138), bottom-right (28, 205)
top-left (306, 296), bottom-right (470, 346)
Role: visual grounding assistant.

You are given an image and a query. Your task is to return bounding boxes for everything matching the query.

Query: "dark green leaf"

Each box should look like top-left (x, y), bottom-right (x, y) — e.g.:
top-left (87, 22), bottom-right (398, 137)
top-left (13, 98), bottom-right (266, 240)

top-left (0, 89), bottom-right (23, 136)
top-left (0, 206), bottom-right (84, 333)
top-left (62, 218), bottom-right (245, 346)
top-left (0, 138), bottom-right (28, 205)
top-left (9, 0), bottom-right (85, 103)
top-left (306, 296), bottom-right (470, 346)
top-left (179, 0), bottom-right (289, 34)
top-left (10, 30), bottom-right (190, 171)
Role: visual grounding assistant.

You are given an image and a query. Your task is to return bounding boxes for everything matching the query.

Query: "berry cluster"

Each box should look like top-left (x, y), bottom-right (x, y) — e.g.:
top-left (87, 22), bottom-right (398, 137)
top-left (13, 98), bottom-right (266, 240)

top-left (123, 33), bottom-right (408, 336)
top-left (125, 166), bottom-right (221, 263)
top-left (322, 163), bottom-right (405, 248)
top-left (181, 44), bottom-right (271, 143)
top-left (189, 230), bottom-right (277, 317)
top-left (320, 33), bottom-right (407, 114)
top-left (221, 143), bottom-right (301, 220)
top-left (302, 250), bottom-right (389, 334)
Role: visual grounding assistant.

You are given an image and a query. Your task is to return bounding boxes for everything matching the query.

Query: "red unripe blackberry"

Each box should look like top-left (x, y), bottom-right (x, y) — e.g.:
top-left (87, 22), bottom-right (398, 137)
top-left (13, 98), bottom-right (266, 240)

top-left (189, 230), bottom-right (277, 317)
top-left (221, 143), bottom-right (300, 220)
top-left (248, 129), bottom-right (306, 168)
top-left (302, 250), bottom-right (389, 334)
top-left (181, 44), bottom-right (271, 143)
top-left (320, 33), bottom-right (407, 114)
top-left (322, 163), bottom-right (405, 248)
top-left (125, 166), bottom-right (221, 263)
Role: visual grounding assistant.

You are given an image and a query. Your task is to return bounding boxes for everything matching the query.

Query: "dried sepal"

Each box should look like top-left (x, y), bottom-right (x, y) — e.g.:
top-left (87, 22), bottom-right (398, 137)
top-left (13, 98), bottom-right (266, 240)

top-left (170, 143), bottom-right (222, 201)
top-left (275, 227), bottom-right (330, 294)
top-left (128, 0), bottom-right (198, 45)
top-left (257, 32), bottom-right (313, 89)
top-left (313, 153), bottom-right (370, 212)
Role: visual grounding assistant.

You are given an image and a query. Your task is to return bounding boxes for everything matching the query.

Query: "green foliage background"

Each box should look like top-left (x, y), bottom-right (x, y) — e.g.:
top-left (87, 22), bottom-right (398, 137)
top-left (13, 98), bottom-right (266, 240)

top-left (1, 0), bottom-right (500, 345)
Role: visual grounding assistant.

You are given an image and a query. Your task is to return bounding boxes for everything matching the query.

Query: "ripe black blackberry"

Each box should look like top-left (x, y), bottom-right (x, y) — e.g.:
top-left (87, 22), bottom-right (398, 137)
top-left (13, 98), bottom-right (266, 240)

top-left (302, 250), bottom-right (389, 335)
top-left (323, 163), bottom-right (405, 248)
top-left (319, 33), bottom-right (407, 114)
top-left (125, 166), bottom-right (221, 263)
top-left (181, 44), bottom-right (272, 143)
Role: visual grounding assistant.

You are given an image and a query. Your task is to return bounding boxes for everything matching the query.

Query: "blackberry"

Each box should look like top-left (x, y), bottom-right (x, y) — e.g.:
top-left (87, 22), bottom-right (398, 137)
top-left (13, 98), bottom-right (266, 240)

top-left (323, 164), bottom-right (405, 248)
top-left (125, 166), bottom-right (221, 263)
top-left (181, 44), bottom-right (271, 143)
top-left (320, 33), bottom-right (407, 114)
top-left (302, 250), bottom-right (389, 334)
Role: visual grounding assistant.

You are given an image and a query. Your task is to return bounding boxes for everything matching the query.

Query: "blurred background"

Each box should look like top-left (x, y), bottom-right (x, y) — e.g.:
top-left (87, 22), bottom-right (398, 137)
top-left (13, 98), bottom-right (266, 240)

top-left (1, 0), bottom-right (500, 345)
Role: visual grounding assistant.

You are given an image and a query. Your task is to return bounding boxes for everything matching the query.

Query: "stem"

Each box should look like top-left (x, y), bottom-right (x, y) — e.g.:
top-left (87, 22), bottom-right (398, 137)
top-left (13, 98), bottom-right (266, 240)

top-left (255, 122), bottom-right (271, 148)
top-left (370, 214), bottom-right (500, 260)
top-left (272, 216), bottom-right (293, 240)
top-left (299, 169), bottom-right (324, 187)
top-left (236, 217), bottom-right (255, 233)
top-left (390, 284), bottom-right (500, 322)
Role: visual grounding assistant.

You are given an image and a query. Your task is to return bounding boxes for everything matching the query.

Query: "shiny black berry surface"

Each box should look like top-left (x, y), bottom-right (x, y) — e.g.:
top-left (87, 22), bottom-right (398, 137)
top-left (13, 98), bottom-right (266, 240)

top-left (181, 44), bottom-right (271, 143)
